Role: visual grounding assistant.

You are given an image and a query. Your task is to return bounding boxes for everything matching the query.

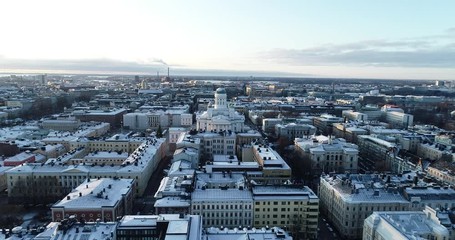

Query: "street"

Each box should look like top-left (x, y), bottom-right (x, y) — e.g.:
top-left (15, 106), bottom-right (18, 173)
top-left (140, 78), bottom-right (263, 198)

top-left (133, 155), bottom-right (172, 214)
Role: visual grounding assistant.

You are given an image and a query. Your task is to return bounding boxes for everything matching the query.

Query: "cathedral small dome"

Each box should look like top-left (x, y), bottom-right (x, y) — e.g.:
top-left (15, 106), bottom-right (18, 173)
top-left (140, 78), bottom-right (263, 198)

top-left (215, 88), bottom-right (226, 94)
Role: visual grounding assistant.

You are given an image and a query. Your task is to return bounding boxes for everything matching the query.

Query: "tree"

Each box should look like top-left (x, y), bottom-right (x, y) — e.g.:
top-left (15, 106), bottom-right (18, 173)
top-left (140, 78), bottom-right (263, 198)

top-left (276, 136), bottom-right (290, 154)
top-left (156, 125), bottom-right (163, 138)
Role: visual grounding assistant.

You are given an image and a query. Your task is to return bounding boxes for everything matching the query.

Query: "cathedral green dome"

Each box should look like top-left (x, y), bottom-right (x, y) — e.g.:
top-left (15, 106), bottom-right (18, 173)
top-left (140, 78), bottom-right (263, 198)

top-left (215, 88), bottom-right (226, 94)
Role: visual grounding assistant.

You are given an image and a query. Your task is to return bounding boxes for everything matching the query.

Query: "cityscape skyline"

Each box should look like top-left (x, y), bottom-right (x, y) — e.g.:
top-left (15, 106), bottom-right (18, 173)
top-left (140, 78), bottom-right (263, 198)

top-left (1, 0), bottom-right (455, 80)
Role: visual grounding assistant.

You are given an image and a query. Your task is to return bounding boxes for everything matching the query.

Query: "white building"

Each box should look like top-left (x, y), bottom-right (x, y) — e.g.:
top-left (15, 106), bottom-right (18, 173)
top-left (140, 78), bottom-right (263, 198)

top-left (342, 110), bottom-right (368, 122)
top-left (123, 108), bottom-right (192, 130)
top-left (386, 111), bottom-right (414, 129)
top-left (295, 136), bottom-right (359, 175)
top-left (363, 208), bottom-right (452, 240)
top-left (319, 173), bottom-right (413, 239)
top-left (262, 118), bottom-right (283, 134)
top-left (275, 123), bottom-right (316, 140)
top-left (191, 188), bottom-right (253, 228)
top-left (196, 88), bottom-right (245, 133)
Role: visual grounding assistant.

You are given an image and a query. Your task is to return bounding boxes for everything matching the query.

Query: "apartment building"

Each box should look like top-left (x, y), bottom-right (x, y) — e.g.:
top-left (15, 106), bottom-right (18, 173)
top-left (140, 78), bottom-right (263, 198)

top-left (6, 138), bottom-right (165, 203)
top-left (252, 185), bottom-right (319, 239)
top-left (319, 174), bottom-right (412, 239)
top-left (275, 123), bottom-right (316, 140)
top-left (191, 188), bottom-right (253, 228)
top-left (295, 136), bottom-right (359, 175)
top-left (313, 114), bottom-right (344, 135)
top-left (363, 208), bottom-right (452, 240)
top-left (51, 178), bottom-right (134, 222)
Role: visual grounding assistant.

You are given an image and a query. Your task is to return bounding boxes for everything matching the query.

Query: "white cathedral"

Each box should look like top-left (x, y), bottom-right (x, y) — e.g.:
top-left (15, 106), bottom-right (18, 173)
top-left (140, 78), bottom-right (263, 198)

top-left (196, 88), bottom-right (245, 133)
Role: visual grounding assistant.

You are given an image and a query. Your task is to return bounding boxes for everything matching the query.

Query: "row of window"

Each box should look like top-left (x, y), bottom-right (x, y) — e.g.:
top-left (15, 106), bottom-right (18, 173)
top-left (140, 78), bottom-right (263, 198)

top-left (199, 211), bottom-right (250, 218)
top-left (203, 219), bottom-right (251, 226)
top-left (193, 204), bottom-right (252, 210)
top-left (255, 201), bottom-right (304, 206)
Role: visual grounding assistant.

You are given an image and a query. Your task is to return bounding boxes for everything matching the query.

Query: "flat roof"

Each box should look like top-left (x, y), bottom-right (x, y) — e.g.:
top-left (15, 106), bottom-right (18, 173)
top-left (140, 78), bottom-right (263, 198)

top-left (321, 174), bottom-right (410, 203)
top-left (252, 185), bottom-right (318, 200)
top-left (118, 215), bottom-right (158, 228)
top-left (192, 189), bottom-right (252, 201)
top-left (35, 222), bottom-right (117, 240)
top-left (52, 178), bottom-right (133, 209)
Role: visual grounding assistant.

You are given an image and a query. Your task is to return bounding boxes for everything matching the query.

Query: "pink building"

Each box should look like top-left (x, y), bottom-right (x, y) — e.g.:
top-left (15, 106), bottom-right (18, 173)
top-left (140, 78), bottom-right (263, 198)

top-left (4, 152), bottom-right (36, 166)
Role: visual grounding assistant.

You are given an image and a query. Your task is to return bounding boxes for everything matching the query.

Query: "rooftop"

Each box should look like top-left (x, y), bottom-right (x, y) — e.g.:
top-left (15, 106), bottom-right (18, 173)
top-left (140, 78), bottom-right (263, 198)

top-left (204, 226), bottom-right (292, 240)
top-left (52, 178), bottom-right (133, 209)
top-left (192, 189), bottom-right (252, 201)
top-left (252, 185), bottom-right (318, 200)
top-left (321, 174), bottom-right (411, 203)
top-left (34, 222), bottom-right (117, 240)
top-left (367, 211), bottom-right (449, 239)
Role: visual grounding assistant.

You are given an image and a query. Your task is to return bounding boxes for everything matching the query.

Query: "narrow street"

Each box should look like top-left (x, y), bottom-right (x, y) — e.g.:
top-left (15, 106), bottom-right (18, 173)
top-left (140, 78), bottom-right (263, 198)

top-left (133, 155), bottom-right (172, 214)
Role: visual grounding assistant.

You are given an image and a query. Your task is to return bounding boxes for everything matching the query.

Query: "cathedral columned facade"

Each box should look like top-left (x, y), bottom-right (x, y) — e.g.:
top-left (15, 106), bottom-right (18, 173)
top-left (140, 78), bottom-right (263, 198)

top-left (196, 88), bottom-right (245, 133)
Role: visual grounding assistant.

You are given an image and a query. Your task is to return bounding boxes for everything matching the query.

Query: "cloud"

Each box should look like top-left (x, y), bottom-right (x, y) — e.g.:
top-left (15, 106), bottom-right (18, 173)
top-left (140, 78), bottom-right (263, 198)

top-left (260, 28), bottom-right (455, 68)
top-left (446, 27), bottom-right (455, 34)
top-left (0, 57), bottom-right (169, 74)
top-left (0, 55), bottom-right (310, 77)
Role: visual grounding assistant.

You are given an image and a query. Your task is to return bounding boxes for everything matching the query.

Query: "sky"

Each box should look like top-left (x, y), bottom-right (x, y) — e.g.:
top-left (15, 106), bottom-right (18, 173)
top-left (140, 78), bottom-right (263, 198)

top-left (0, 0), bottom-right (455, 79)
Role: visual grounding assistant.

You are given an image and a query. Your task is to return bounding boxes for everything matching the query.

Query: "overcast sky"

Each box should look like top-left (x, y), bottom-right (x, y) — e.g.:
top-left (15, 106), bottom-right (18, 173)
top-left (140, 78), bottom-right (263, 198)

top-left (1, 0), bottom-right (454, 79)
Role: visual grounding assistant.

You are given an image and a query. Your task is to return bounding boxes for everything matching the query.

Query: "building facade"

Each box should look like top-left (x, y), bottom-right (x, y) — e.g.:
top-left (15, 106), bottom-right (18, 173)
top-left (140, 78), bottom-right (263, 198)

top-left (252, 185), bottom-right (319, 239)
top-left (363, 209), bottom-right (452, 240)
top-left (51, 178), bottom-right (134, 222)
top-left (295, 136), bottom-right (359, 175)
top-left (196, 88), bottom-right (245, 133)
top-left (191, 188), bottom-right (253, 228)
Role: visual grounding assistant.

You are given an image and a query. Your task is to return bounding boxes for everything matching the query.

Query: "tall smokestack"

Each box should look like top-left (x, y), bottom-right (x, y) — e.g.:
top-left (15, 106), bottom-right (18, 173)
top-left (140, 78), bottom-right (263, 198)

top-left (167, 67), bottom-right (170, 78)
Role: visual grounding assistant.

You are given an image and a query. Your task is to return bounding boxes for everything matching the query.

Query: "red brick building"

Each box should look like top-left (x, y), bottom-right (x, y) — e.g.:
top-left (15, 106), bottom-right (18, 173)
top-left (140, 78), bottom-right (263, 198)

top-left (4, 152), bottom-right (36, 166)
top-left (51, 178), bottom-right (134, 222)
